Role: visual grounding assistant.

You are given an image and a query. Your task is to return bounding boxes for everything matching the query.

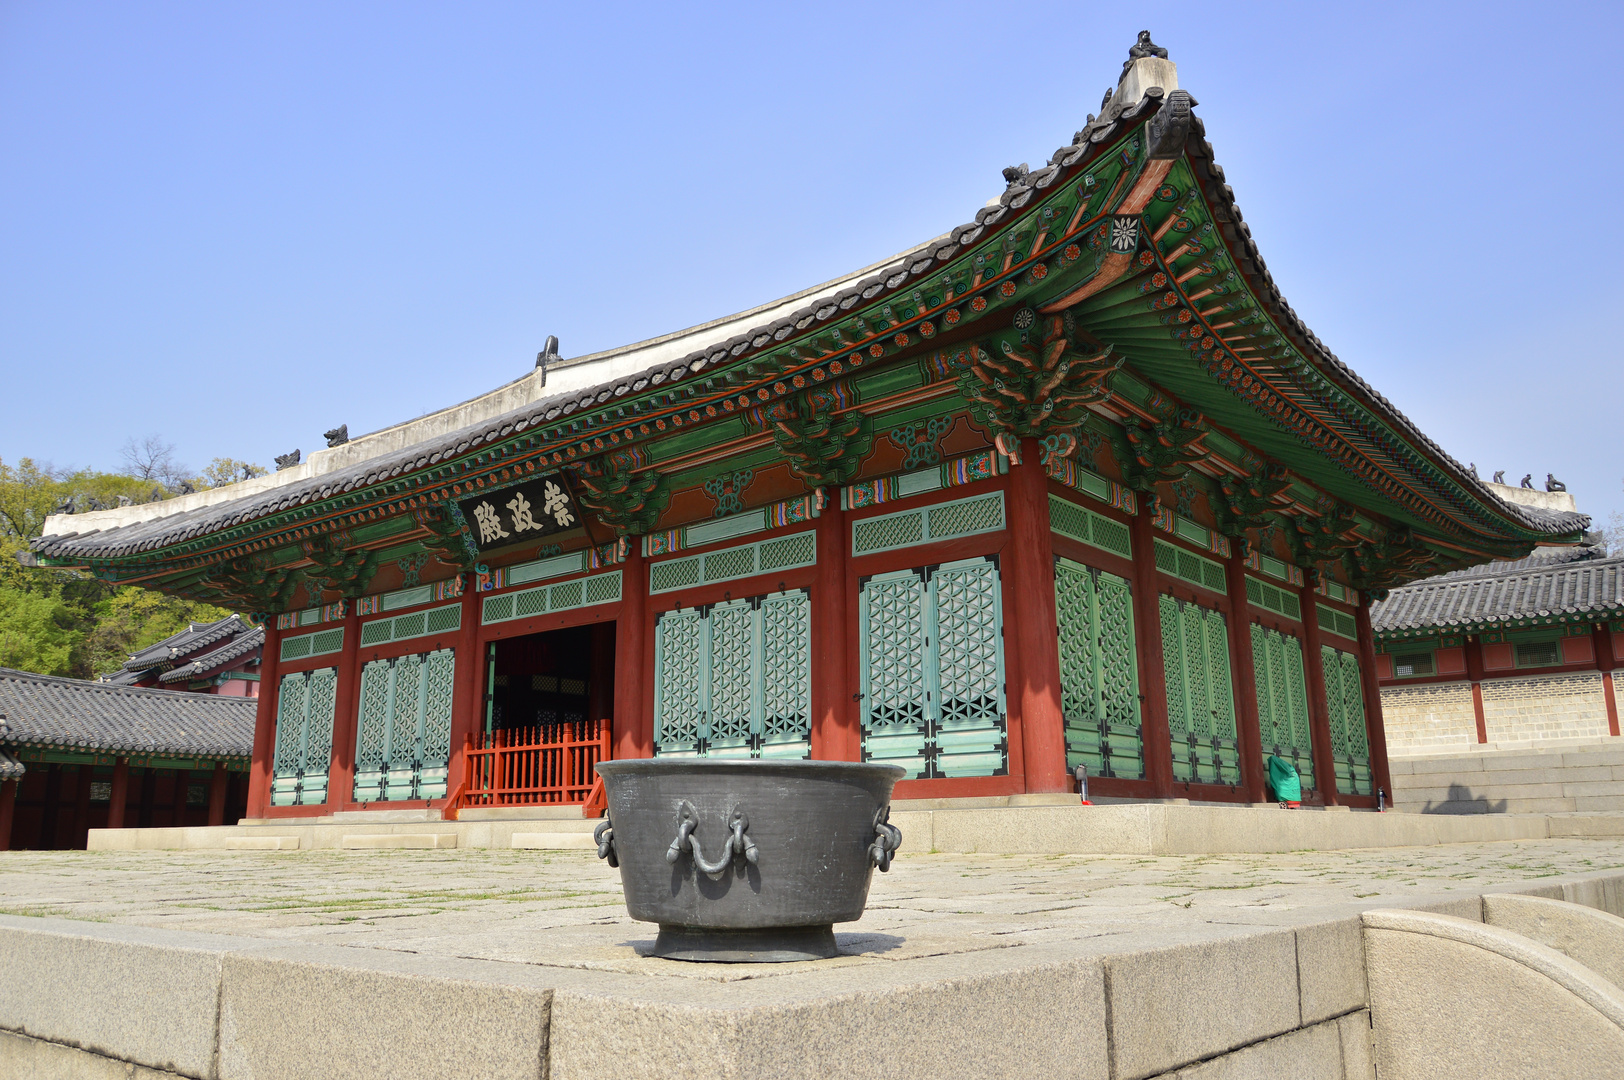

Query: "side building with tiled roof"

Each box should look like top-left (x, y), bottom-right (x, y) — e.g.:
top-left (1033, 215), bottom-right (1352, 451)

top-left (100, 614), bottom-right (264, 698)
top-left (0, 668), bottom-right (254, 849)
top-left (1370, 482), bottom-right (1621, 755)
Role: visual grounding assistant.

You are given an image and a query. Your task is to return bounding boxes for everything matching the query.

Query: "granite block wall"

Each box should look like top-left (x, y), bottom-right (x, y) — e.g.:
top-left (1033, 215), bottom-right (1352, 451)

top-left (1481, 672), bottom-right (1610, 744)
top-left (1379, 681), bottom-right (1476, 753)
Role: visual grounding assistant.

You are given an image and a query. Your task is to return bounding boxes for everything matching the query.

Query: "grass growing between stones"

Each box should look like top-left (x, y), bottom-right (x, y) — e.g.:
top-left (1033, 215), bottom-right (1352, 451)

top-left (0, 840), bottom-right (1620, 975)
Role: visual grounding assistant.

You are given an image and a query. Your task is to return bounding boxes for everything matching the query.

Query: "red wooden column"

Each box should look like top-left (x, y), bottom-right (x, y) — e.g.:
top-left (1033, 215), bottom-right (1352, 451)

top-left (1006, 442), bottom-right (1067, 792)
top-left (39, 765), bottom-right (62, 847)
top-left (1355, 598), bottom-right (1395, 806)
top-left (327, 603), bottom-right (364, 810)
top-left (614, 543), bottom-right (651, 759)
top-left (246, 620), bottom-right (282, 819)
top-left (1594, 623), bottom-right (1620, 738)
top-left (1298, 582), bottom-right (1339, 806)
top-left (447, 579), bottom-right (484, 797)
top-left (70, 766), bottom-right (92, 844)
top-left (589, 619), bottom-right (617, 719)
top-left (106, 757), bottom-right (129, 829)
top-left (1464, 634), bottom-right (1490, 744)
top-left (1224, 545), bottom-right (1266, 802)
top-left (208, 762), bottom-right (229, 826)
top-left (0, 779), bottom-right (13, 851)
top-left (811, 500), bottom-right (856, 761)
top-left (1129, 498), bottom-right (1174, 798)
top-left (170, 769), bottom-right (190, 827)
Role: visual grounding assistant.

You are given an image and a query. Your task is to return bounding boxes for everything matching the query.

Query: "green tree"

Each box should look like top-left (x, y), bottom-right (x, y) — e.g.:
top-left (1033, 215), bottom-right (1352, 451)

top-left (0, 585), bottom-right (80, 675)
top-left (84, 588), bottom-right (232, 678)
top-left (192, 457), bottom-right (268, 490)
top-left (0, 453), bottom-right (235, 678)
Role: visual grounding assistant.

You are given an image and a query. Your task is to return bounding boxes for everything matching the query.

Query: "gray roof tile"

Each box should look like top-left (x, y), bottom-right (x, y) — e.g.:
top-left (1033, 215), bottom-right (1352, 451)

top-left (1371, 550), bottom-right (1624, 636)
top-left (0, 668), bottom-right (254, 759)
top-left (156, 626), bottom-right (264, 684)
top-left (120, 614), bottom-right (250, 672)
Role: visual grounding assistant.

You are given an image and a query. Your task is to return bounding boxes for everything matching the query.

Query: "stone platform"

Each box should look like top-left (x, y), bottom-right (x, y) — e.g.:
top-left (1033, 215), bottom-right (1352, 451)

top-left (84, 798), bottom-right (1624, 856)
top-left (2, 838), bottom-right (1622, 1077)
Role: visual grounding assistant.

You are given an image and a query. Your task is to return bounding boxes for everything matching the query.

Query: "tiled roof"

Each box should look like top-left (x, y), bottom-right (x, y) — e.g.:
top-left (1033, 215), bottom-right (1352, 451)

top-left (0, 724), bottom-right (23, 779)
top-left (156, 625), bottom-right (263, 684)
top-left (1406, 544), bottom-right (1606, 584)
top-left (28, 74), bottom-right (1582, 563)
top-left (1371, 550), bottom-right (1624, 636)
top-left (0, 668), bottom-right (254, 759)
top-left (120, 614), bottom-right (249, 673)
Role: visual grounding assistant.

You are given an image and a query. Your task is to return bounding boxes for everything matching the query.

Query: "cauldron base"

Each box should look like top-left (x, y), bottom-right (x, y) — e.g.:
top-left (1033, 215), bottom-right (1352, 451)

top-left (653, 924), bottom-right (838, 963)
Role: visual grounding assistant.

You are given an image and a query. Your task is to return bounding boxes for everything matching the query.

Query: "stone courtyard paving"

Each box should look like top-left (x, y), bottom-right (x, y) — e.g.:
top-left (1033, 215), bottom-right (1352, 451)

top-left (2, 838), bottom-right (1622, 981)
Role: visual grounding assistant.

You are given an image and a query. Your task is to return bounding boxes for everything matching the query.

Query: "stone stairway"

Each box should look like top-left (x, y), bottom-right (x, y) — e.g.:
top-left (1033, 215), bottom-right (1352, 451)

top-left (1391, 738), bottom-right (1624, 815)
top-left (1363, 891), bottom-right (1624, 1077)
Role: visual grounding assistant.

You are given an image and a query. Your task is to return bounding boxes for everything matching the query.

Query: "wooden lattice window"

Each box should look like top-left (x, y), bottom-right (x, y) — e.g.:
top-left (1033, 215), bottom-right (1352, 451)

top-left (1514, 639), bottom-right (1562, 668)
top-left (1321, 646), bottom-right (1372, 795)
top-left (858, 557), bottom-right (1006, 779)
top-left (1055, 558), bottom-right (1143, 779)
top-left (1251, 623), bottom-right (1316, 791)
top-left (271, 667), bottom-right (338, 806)
top-left (1161, 595), bottom-right (1240, 785)
top-left (651, 590), bottom-right (812, 760)
top-left (1392, 650), bottom-right (1434, 677)
top-left (353, 649), bottom-right (456, 803)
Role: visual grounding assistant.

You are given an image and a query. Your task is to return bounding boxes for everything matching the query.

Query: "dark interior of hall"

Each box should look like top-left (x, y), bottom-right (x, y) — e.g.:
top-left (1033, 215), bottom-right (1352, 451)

top-left (6, 765), bottom-right (249, 850)
top-left (484, 622), bottom-right (615, 737)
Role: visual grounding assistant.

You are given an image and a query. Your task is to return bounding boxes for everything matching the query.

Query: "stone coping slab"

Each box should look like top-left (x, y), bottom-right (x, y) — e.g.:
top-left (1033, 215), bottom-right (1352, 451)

top-left (1, 843), bottom-right (1621, 1079)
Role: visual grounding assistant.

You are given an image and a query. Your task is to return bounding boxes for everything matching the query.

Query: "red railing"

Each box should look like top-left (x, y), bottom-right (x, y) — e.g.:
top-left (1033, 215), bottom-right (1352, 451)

top-left (446, 720), bottom-right (610, 818)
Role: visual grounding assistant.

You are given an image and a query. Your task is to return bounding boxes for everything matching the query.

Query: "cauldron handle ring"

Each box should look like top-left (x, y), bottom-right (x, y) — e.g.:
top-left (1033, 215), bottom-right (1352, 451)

top-left (868, 804), bottom-right (903, 872)
top-left (665, 801), bottom-right (758, 880)
top-left (593, 818), bottom-right (617, 867)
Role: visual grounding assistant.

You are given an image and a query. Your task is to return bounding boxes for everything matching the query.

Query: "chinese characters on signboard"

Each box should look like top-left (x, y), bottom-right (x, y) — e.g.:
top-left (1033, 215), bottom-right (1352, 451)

top-left (455, 475), bottom-right (580, 552)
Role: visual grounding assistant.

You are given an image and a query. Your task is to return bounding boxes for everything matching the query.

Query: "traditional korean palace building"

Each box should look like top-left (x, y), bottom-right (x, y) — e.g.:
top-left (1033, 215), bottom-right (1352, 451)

top-left (1372, 483), bottom-right (1621, 754)
top-left (99, 613), bottom-right (264, 696)
top-left (25, 39), bottom-right (1589, 818)
top-left (0, 668), bottom-right (253, 849)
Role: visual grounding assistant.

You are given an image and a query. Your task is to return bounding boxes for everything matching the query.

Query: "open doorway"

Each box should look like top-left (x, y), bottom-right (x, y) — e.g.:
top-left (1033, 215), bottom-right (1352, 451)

top-left (484, 622), bottom-right (615, 735)
top-left (469, 621), bottom-right (616, 807)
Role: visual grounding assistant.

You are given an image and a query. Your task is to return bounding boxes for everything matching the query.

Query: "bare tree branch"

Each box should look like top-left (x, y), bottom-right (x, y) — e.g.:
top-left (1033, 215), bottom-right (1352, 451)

top-left (119, 434), bottom-right (190, 491)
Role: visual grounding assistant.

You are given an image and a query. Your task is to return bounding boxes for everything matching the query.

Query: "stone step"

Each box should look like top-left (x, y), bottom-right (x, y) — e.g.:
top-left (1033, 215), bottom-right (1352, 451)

top-left (510, 832), bottom-right (598, 850)
top-left (338, 833), bottom-right (458, 850)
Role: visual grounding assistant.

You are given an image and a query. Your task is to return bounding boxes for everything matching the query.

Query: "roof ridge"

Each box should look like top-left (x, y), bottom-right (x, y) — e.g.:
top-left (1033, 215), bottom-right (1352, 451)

top-left (0, 666), bottom-right (260, 702)
top-left (1390, 552), bottom-right (1624, 592)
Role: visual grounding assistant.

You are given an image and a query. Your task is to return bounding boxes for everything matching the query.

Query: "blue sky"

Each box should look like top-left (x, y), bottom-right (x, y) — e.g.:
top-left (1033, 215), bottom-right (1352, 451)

top-left (2, 2), bottom-right (1620, 531)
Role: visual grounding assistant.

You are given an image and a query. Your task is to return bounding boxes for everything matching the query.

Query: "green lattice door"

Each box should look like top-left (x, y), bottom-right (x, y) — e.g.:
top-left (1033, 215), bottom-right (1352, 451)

top-left (1321, 646), bottom-right (1372, 795)
top-left (353, 648), bottom-right (456, 802)
top-left (1160, 595), bottom-right (1240, 784)
top-left (1055, 558), bottom-right (1142, 779)
top-left (859, 556), bottom-right (1007, 779)
top-left (271, 667), bottom-right (337, 806)
top-left (651, 590), bottom-right (812, 759)
top-left (758, 592), bottom-right (814, 758)
top-left (1251, 624), bottom-right (1315, 790)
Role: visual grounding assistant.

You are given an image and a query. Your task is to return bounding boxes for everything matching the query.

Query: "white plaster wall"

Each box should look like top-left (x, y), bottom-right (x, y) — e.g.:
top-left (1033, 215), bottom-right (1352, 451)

top-left (1482, 481), bottom-right (1578, 514)
top-left (1482, 672), bottom-right (1610, 745)
top-left (1381, 681), bottom-right (1477, 754)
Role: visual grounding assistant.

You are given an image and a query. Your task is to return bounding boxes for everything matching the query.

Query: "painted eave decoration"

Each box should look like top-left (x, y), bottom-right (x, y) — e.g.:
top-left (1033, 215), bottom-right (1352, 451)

top-left (27, 35), bottom-right (1588, 610)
